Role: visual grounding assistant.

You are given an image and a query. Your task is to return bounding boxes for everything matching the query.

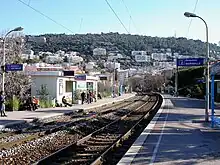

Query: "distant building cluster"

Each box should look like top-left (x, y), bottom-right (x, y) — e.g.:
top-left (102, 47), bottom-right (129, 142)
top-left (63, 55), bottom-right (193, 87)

top-left (21, 49), bottom-right (83, 65)
top-left (21, 44), bottom-right (220, 78)
top-left (93, 48), bottom-right (107, 56)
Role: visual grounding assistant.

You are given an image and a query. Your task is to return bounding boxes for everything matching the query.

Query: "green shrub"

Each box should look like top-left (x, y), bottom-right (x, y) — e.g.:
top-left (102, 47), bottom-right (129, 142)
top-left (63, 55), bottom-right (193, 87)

top-left (12, 96), bottom-right (20, 111)
top-left (39, 99), bottom-right (53, 108)
top-left (101, 91), bottom-right (111, 98)
top-left (5, 100), bottom-right (12, 111)
top-left (5, 96), bottom-right (21, 111)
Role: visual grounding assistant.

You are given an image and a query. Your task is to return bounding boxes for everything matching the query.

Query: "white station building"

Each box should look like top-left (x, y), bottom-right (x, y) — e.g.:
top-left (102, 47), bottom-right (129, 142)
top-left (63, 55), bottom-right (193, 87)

top-left (30, 67), bottom-right (98, 104)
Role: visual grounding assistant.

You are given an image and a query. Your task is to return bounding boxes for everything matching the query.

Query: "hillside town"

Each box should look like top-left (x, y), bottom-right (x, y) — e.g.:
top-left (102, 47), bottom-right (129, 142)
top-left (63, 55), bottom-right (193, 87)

top-left (21, 46), bottom-right (172, 103)
top-left (20, 36), bottom-right (220, 107)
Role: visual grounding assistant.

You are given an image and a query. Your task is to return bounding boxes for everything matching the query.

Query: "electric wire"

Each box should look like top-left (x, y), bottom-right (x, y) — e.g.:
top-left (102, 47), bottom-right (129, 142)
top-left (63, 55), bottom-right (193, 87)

top-left (18, 0), bottom-right (119, 50)
top-left (17, 0), bottom-right (75, 33)
top-left (121, 0), bottom-right (140, 33)
top-left (104, 0), bottom-right (130, 34)
top-left (186, 0), bottom-right (199, 38)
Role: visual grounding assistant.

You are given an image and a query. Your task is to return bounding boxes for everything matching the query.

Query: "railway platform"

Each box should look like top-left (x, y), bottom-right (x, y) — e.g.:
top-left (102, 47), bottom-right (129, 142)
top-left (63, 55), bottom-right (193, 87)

top-left (0, 93), bottom-right (135, 129)
top-left (118, 94), bottom-right (220, 165)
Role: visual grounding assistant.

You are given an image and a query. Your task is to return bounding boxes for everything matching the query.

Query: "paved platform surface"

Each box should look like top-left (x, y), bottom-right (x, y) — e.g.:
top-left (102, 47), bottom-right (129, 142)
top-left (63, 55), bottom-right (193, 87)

top-left (0, 93), bottom-right (135, 128)
top-left (118, 94), bottom-right (220, 165)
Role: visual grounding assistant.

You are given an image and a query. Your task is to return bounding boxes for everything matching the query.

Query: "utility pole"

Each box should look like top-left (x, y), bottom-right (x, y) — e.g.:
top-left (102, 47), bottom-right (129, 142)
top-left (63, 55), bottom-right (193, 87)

top-left (112, 60), bottom-right (116, 98)
top-left (175, 59), bottom-right (178, 96)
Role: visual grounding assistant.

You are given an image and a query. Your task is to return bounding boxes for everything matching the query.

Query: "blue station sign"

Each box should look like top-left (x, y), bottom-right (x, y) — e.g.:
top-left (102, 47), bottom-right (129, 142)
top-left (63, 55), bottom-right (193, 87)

top-left (5, 64), bottom-right (23, 72)
top-left (177, 58), bottom-right (205, 67)
top-left (75, 74), bottom-right (86, 80)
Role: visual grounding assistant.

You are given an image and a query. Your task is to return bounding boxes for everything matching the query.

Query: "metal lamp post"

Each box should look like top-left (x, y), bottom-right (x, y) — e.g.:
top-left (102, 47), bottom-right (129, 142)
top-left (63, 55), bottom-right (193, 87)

top-left (184, 12), bottom-right (209, 122)
top-left (2, 27), bottom-right (23, 93)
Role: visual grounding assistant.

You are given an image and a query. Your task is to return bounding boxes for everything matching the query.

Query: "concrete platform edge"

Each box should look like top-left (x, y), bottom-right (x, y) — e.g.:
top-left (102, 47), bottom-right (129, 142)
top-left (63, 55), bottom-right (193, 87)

top-left (117, 94), bottom-right (165, 165)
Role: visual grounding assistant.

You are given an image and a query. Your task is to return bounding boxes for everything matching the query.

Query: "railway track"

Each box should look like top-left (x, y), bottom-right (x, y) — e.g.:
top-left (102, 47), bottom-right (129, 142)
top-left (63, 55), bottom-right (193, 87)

top-left (0, 96), bottom-right (136, 134)
top-left (1, 96), bottom-right (136, 133)
top-left (34, 94), bottom-right (162, 165)
top-left (0, 96), bottom-right (149, 165)
top-left (0, 96), bottom-right (138, 149)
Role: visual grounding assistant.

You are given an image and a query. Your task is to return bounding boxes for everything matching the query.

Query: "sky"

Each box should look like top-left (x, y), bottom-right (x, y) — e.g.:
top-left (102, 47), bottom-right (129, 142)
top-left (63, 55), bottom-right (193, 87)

top-left (0, 0), bottom-right (220, 44)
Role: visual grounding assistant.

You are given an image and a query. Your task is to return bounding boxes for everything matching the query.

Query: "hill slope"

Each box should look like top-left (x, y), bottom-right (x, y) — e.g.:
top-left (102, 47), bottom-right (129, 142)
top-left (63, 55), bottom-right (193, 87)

top-left (27, 32), bottom-right (220, 63)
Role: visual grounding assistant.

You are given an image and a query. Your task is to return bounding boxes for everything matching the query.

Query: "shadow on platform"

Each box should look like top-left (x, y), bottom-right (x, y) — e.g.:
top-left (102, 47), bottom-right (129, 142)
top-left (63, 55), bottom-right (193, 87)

top-left (130, 112), bottom-right (220, 165)
top-left (169, 98), bottom-right (205, 109)
top-left (0, 119), bottom-right (26, 128)
top-left (163, 95), bottom-right (220, 110)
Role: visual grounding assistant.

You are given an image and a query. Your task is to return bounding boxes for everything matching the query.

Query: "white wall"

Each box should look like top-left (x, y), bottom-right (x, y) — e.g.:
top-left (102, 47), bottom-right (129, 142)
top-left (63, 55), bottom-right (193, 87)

top-left (104, 62), bottom-right (120, 70)
top-left (93, 48), bottom-right (107, 56)
top-left (31, 76), bottom-right (57, 99)
top-left (132, 51), bottom-right (147, 56)
top-left (31, 75), bottom-right (99, 103)
top-left (135, 55), bottom-right (151, 62)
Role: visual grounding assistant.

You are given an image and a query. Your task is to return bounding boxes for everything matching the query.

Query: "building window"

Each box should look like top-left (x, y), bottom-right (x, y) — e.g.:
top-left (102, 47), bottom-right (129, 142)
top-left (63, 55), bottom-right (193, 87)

top-left (86, 82), bottom-right (94, 91)
top-left (66, 81), bottom-right (73, 93)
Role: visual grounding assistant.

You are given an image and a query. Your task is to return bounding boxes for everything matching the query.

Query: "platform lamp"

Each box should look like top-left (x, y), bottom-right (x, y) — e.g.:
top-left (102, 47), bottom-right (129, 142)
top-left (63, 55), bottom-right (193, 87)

top-left (184, 12), bottom-right (209, 122)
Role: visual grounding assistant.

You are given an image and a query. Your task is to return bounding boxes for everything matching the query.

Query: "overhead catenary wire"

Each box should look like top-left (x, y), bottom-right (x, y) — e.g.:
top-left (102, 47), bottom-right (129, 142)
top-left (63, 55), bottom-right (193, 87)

top-left (18, 0), bottom-right (120, 51)
top-left (129, 16), bottom-right (131, 33)
top-left (104, 0), bottom-right (130, 34)
top-left (78, 18), bottom-right (83, 33)
top-left (17, 0), bottom-right (75, 33)
top-left (121, 0), bottom-right (140, 34)
top-left (186, 0), bottom-right (199, 38)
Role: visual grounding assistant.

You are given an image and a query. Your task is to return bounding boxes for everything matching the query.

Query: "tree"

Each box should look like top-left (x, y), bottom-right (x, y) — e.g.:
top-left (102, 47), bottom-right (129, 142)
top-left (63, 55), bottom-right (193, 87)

top-left (24, 57), bottom-right (40, 64)
top-left (36, 84), bottom-right (49, 100)
top-left (128, 74), bottom-right (164, 92)
top-left (26, 33), bottom-right (220, 70)
top-left (169, 67), bottom-right (205, 97)
top-left (0, 33), bottom-right (31, 101)
top-left (97, 81), bottom-right (112, 97)
top-left (29, 33), bottom-right (220, 59)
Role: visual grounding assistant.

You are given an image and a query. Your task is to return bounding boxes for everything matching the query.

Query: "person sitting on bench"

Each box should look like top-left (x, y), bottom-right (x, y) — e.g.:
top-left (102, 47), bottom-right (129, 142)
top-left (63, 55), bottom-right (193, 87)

top-left (55, 99), bottom-right (62, 107)
top-left (32, 96), bottom-right (39, 110)
top-left (62, 96), bottom-right (72, 107)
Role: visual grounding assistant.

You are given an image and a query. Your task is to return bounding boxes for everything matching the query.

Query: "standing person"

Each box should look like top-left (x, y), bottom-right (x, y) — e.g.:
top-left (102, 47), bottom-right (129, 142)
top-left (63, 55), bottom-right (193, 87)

top-left (81, 91), bottom-right (85, 104)
top-left (89, 90), bottom-right (93, 103)
top-left (0, 91), bottom-right (7, 117)
top-left (87, 90), bottom-right (90, 104)
top-left (93, 91), bottom-right (97, 102)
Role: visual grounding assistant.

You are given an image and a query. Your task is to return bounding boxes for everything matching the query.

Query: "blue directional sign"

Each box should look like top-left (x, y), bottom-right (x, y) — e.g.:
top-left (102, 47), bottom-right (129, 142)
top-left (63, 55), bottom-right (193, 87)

top-left (5, 64), bottom-right (23, 72)
top-left (75, 74), bottom-right (86, 80)
top-left (177, 58), bottom-right (205, 67)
